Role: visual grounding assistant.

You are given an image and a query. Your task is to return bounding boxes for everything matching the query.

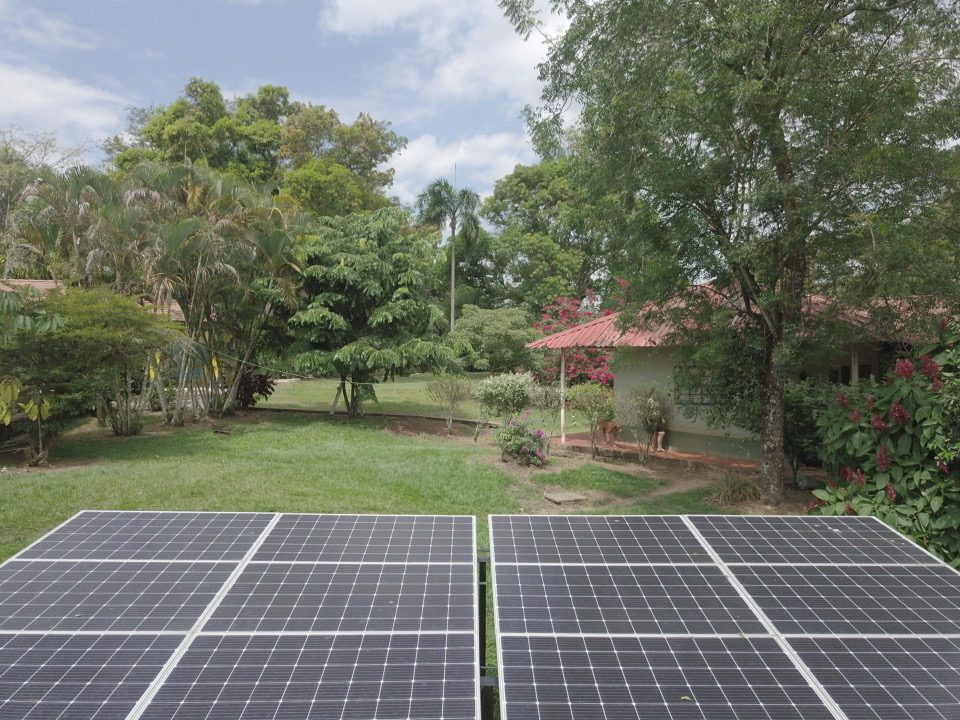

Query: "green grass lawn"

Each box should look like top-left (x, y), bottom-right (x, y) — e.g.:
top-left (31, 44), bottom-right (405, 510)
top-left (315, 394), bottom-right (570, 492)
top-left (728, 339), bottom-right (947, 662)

top-left (263, 374), bottom-right (588, 434)
top-left (0, 411), bottom-right (720, 562)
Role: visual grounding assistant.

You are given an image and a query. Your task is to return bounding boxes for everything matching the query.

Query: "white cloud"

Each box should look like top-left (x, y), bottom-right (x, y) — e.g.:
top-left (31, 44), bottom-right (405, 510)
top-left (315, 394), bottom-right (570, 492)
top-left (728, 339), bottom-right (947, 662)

top-left (320, 0), bottom-right (555, 114)
top-left (0, 64), bottom-right (129, 148)
top-left (391, 131), bottom-right (537, 204)
top-left (0, 2), bottom-right (100, 51)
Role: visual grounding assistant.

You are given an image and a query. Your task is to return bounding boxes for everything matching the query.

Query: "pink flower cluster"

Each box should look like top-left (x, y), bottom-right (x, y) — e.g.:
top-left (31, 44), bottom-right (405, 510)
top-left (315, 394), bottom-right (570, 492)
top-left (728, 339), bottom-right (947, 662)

top-left (920, 355), bottom-right (940, 381)
top-left (877, 444), bottom-right (892, 471)
top-left (895, 359), bottom-right (915, 379)
top-left (889, 400), bottom-right (910, 424)
top-left (533, 296), bottom-right (615, 387)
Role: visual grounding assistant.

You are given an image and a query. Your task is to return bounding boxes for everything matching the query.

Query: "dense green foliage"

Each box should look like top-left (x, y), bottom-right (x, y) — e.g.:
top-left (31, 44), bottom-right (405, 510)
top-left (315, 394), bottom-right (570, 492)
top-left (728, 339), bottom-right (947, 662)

top-left (500, 0), bottom-right (960, 503)
top-left (448, 305), bottom-right (537, 373)
top-left (0, 288), bottom-right (173, 439)
top-left (482, 159), bottom-right (609, 309)
top-left (472, 372), bottom-right (535, 429)
top-left (812, 334), bottom-right (960, 566)
top-left (104, 79), bottom-right (405, 214)
top-left (288, 207), bottom-right (449, 416)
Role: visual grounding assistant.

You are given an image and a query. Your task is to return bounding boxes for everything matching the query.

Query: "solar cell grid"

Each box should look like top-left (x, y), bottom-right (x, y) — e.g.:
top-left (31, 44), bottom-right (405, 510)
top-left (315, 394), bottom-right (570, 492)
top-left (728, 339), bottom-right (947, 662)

top-left (0, 560), bottom-right (236, 632)
top-left (731, 563), bottom-right (960, 636)
top-left (254, 514), bottom-right (475, 563)
top-left (790, 637), bottom-right (960, 720)
top-left (490, 515), bottom-right (710, 564)
top-left (498, 634), bottom-right (836, 720)
top-left (494, 564), bottom-right (765, 636)
top-left (204, 562), bottom-right (475, 633)
top-left (139, 633), bottom-right (478, 720)
top-left (690, 515), bottom-right (937, 565)
top-left (0, 633), bottom-right (182, 720)
top-left (15, 511), bottom-right (275, 562)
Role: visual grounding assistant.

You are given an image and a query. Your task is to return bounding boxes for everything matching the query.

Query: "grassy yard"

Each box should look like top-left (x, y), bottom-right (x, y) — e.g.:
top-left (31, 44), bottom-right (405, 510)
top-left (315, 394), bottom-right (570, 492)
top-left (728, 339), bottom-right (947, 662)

top-left (0, 411), bottom-right (718, 562)
top-left (263, 374), bottom-right (588, 434)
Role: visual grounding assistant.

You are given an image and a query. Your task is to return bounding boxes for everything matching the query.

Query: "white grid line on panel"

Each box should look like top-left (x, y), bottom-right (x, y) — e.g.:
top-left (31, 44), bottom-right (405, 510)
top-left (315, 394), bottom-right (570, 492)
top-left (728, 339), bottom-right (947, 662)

top-left (124, 512), bottom-right (282, 720)
top-left (681, 515), bottom-right (848, 720)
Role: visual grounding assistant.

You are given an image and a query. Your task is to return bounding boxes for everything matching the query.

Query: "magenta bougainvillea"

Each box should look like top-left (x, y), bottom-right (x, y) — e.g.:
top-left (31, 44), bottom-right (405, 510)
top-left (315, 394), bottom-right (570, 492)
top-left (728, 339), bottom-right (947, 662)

top-left (533, 295), bottom-right (615, 387)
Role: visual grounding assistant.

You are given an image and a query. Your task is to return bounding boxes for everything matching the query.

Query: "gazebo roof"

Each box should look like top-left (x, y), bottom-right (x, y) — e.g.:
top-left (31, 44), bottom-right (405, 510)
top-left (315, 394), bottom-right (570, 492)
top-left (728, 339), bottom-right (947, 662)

top-left (526, 311), bottom-right (670, 350)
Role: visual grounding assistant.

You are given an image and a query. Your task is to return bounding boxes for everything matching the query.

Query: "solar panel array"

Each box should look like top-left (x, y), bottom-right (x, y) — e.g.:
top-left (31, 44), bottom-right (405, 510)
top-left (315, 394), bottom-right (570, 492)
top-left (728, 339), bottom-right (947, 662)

top-left (490, 514), bottom-right (960, 720)
top-left (0, 511), bottom-right (479, 720)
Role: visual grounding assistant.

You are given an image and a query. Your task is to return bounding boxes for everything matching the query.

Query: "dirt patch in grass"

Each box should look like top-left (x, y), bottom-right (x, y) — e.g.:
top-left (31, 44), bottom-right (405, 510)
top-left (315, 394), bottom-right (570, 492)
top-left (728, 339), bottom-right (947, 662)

top-left (378, 415), bottom-right (816, 516)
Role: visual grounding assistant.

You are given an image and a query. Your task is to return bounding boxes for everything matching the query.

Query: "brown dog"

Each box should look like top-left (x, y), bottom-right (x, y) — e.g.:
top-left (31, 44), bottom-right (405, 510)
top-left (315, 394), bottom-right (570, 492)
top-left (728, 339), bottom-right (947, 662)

top-left (599, 421), bottom-right (622, 446)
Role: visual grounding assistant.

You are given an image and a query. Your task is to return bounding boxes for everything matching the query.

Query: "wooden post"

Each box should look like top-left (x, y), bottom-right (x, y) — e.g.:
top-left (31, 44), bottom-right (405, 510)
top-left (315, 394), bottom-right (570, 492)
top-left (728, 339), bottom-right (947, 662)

top-left (560, 350), bottom-right (567, 444)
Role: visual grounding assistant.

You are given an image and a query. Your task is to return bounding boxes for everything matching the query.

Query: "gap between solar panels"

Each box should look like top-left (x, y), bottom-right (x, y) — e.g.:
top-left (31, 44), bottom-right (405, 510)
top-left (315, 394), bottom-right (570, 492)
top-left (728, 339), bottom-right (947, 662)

top-left (0, 511), bottom-right (482, 720)
top-left (3, 511), bottom-right (960, 720)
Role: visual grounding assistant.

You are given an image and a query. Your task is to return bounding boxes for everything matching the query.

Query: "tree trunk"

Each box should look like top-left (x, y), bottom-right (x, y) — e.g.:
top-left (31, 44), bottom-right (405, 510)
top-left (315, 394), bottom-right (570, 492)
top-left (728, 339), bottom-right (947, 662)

top-left (758, 344), bottom-right (787, 505)
top-left (449, 233), bottom-right (457, 332)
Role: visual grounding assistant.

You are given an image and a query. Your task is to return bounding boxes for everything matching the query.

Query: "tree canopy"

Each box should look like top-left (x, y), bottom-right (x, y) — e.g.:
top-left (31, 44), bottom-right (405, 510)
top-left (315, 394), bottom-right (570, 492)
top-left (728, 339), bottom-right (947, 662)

top-left (499, 0), bottom-right (960, 502)
top-left (288, 207), bottom-right (450, 416)
top-left (104, 78), bottom-right (406, 217)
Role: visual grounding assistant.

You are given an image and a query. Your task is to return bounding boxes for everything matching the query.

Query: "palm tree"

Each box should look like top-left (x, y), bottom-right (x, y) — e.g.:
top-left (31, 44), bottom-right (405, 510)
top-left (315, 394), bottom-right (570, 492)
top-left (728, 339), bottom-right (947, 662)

top-left (414, 178), bottom-right (479, 332)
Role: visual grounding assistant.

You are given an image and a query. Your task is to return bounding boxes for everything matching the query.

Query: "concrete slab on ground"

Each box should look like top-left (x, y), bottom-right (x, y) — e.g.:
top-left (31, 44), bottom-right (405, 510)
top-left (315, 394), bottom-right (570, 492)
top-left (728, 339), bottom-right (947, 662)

top-left (544, 489), bottom-right (587, 504)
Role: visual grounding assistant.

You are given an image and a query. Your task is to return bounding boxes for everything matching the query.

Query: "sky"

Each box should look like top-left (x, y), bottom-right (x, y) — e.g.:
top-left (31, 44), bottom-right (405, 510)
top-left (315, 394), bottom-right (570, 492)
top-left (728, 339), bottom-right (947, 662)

top-left (0, 0), bottom-right (556, 204)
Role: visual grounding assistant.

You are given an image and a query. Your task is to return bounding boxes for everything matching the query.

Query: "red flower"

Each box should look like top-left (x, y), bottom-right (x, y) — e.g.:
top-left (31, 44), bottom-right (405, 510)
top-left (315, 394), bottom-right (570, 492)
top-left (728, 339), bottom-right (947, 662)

top-left (895, 359), bottom-right (915, 379)
top-left (939, 462), bottom-right (950, 473)
top-left (940, 316), bottom-right (949, 334)
top-left (838, 393), bottom-right (849, 409)
top-left (866, 396), bottom-right (875, 411)
top-left (920, 355), bottom-right (940, 381)
top-left (871, 415), bottom-right (890, 432)
top-left (841, 467), bottom-right (854, 483)
top-left (886, 483), bottom-right (896, 501)
top-left (852, 409), bottom-right (862, 422)
top-left (844, 502), bottom-right (856, 516)
top-left (877, 444), bottom-right (892, 471)
top-left (932, 381), bottom-right (945, 393)
top-left (855, 469), bottom-right (866, 487)
top-left (890, 400), bottom-right (910, 424)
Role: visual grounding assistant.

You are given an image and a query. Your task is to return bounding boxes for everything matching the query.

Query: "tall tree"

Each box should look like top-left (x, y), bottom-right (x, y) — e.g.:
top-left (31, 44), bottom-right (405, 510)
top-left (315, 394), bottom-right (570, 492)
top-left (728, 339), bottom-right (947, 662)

top-left (288, 207), bottom-right (449, 416)
top-left (414, 179), bottom-right (480, 331)
top-left (500, 0), bottom-right (960, 503)
top-left (482, 159), bottom-right (610, 310)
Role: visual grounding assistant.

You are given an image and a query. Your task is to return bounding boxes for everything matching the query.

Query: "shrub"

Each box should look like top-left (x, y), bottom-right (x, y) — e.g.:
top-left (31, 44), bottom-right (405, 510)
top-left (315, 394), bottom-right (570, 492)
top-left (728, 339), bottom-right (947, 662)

top-left (811, 327), bottom-right (960, 566)
top-left (427, 375), bottom-right (473, 434)
top-left (473, 372), bottom-right (535, 434)
top-left (567, 382), bottom-right (614, 457)
top-left (235, 371), bottom-right (276, 409)
top-left (617, 384), bottom-right (670, 464)
top-left (708, 471), bottom-right (763, 505)
top-left (497, 421), bottom-right (548, 467)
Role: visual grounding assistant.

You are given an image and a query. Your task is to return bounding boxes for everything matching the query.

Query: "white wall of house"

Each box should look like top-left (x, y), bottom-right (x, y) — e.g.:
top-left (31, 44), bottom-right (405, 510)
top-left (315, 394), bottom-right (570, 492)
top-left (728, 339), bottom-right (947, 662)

top-left (612, 347), bottom-right (761, 460)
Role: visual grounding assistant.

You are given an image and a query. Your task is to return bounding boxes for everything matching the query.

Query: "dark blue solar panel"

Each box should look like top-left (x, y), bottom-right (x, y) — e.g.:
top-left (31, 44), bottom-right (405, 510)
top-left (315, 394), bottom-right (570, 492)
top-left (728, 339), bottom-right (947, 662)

top-left (16, 511), bottom-right (274, 562)
top-left (0, 633), bottom-right (182, 720)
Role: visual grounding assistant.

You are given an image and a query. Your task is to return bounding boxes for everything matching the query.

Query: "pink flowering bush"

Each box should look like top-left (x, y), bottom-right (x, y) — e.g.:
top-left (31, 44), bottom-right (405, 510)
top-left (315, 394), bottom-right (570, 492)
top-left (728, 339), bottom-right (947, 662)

top-left (497, 420), bottom-right (549, 467)
top-left (532, 296), bottom-right (614, 386)
top-left (811, 325), bottom-right (960, 566)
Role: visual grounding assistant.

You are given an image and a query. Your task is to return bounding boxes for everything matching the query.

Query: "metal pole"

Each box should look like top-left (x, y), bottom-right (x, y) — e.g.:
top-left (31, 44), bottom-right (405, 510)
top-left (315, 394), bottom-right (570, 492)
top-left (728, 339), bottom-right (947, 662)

top-left (560, 351), bottom-right (567, 443)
